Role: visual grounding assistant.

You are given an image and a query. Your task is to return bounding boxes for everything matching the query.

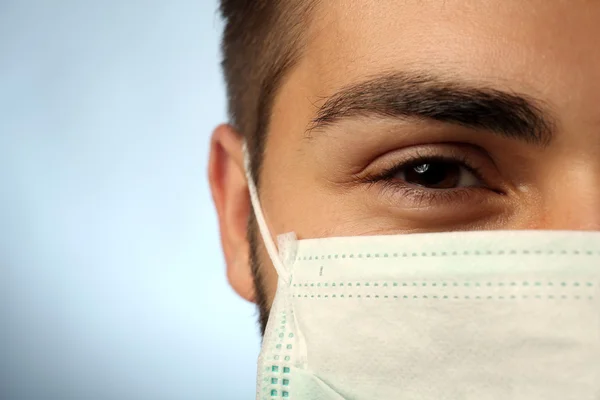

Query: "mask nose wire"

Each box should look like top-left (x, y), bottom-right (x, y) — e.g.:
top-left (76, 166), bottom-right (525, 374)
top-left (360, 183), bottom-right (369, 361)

top-left (243, 143), bottom-right (288, 282)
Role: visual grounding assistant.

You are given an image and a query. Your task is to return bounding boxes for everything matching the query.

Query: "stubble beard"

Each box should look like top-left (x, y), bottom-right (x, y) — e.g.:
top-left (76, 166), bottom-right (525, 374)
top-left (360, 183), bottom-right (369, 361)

top-left (248, 213), bottom-right (271, 337)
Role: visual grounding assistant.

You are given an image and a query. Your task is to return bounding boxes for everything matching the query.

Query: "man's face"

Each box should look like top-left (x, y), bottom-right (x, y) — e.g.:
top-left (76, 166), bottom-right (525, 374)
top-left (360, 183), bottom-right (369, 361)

top-left (210, 1), bottom-right (600, 324)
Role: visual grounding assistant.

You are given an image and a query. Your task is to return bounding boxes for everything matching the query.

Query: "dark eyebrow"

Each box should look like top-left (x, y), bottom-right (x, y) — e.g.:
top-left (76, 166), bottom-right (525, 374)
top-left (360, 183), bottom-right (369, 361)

top-left (308, 72), bottom-right (555, 145)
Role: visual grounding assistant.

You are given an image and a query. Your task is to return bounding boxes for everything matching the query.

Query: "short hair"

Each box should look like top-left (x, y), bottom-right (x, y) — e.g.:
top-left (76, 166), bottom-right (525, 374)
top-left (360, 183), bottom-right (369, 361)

top-left (219, 0), bottom-right (316, 185)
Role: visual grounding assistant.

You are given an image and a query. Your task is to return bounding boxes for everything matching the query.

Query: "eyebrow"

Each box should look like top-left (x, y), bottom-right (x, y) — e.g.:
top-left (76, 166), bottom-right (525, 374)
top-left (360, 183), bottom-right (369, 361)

top-left (308, 72), bottom-right (555, 145)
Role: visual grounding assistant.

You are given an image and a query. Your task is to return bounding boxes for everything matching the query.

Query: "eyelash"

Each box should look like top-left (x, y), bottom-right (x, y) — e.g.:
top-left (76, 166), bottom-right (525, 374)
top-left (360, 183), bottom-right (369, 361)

top-left (361, 152), bottom-right (491, 205)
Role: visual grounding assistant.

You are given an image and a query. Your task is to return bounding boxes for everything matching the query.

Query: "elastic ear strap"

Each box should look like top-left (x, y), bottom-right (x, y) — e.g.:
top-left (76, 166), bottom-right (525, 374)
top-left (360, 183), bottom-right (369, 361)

top-left (243, 144), bottom-right (287, 281)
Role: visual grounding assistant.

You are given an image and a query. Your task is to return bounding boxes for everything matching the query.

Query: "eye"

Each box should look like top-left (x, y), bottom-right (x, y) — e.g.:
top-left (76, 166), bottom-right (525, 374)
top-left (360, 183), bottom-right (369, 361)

top-left (358, 146), bottom-right (506, 217)
top-left (396, 160), bottom-right (482, 189)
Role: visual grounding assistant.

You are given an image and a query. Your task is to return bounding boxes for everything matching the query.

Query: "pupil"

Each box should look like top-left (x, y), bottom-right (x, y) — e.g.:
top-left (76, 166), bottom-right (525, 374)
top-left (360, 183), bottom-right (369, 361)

top-left (405, 162), bottom-right (460, 188)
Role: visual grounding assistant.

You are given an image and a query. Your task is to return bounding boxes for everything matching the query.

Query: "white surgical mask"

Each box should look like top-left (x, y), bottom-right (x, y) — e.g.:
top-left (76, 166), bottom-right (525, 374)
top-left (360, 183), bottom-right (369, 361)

top-left (244, 149), bottom-right (600, 400)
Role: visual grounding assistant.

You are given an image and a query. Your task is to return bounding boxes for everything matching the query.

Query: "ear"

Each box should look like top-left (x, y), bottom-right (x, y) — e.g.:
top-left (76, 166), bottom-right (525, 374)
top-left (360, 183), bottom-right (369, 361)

top-left (208, 124), bottom-right (255, 302)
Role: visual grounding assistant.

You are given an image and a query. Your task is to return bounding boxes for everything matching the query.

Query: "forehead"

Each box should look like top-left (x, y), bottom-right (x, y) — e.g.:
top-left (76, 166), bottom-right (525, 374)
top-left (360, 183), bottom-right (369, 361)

top-left (282, 0), bottom-right (600, 119)
top-left (306, 1), bottom-right (600, 79)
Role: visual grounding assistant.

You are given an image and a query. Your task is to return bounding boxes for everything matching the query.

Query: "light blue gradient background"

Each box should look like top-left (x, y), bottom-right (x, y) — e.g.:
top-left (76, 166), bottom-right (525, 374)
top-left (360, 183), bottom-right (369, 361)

top-left (0, 1), bottom-right (260, 399)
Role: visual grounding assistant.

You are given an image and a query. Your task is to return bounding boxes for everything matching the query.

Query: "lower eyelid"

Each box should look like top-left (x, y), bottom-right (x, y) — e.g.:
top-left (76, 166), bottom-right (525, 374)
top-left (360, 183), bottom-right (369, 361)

top-left (387, 184), bottom-right (482, 205)
top-left (373, 178), bottom-right (505, 213)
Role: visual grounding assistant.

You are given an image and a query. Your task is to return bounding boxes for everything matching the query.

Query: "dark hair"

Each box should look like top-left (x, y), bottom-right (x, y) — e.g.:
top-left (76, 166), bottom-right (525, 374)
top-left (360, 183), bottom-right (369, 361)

top-left (219, 0), bottom-right (316, 185)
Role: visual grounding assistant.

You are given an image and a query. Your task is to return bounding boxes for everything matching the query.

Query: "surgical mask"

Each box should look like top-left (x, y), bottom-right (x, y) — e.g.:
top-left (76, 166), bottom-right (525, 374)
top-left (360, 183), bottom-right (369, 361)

top-left (244, 150), bottom-right (600, 400)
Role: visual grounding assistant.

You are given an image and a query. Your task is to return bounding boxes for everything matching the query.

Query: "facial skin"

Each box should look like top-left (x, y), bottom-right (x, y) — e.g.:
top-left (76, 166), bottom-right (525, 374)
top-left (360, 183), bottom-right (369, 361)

top-left (209, 0), bottom-right (600, 332)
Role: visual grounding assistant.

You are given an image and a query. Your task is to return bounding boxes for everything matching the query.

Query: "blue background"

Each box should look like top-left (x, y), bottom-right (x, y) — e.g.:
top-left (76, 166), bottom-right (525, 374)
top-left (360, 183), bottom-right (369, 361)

top-left (0, 1), bottom-right (260, 399)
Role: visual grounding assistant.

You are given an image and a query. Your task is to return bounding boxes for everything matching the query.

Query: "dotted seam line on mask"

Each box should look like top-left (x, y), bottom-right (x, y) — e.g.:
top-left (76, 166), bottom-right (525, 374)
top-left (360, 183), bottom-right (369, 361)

top-left (292, 281), bottom-right (595, 288)
top-left (264, 365), bottom-right (291, 399)
top-left (297, 250), bottom-right (600, 261)
top-left (291, 294), bottom-right (595, 300)
top-left (263, 312), bottom-right (293, 399)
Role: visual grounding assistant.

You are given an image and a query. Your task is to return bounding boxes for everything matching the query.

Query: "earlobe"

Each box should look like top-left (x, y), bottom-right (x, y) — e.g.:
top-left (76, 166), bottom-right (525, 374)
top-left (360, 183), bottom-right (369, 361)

top-left (208, 124), bottom-right (256, 303)
top-left (227, 255), bottom-right (256, 303)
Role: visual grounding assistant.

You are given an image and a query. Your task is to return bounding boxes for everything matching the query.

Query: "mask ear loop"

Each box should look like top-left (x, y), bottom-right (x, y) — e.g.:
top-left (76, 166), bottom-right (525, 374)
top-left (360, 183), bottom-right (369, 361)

top-left (243, 143), bottom-right (289, 284)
